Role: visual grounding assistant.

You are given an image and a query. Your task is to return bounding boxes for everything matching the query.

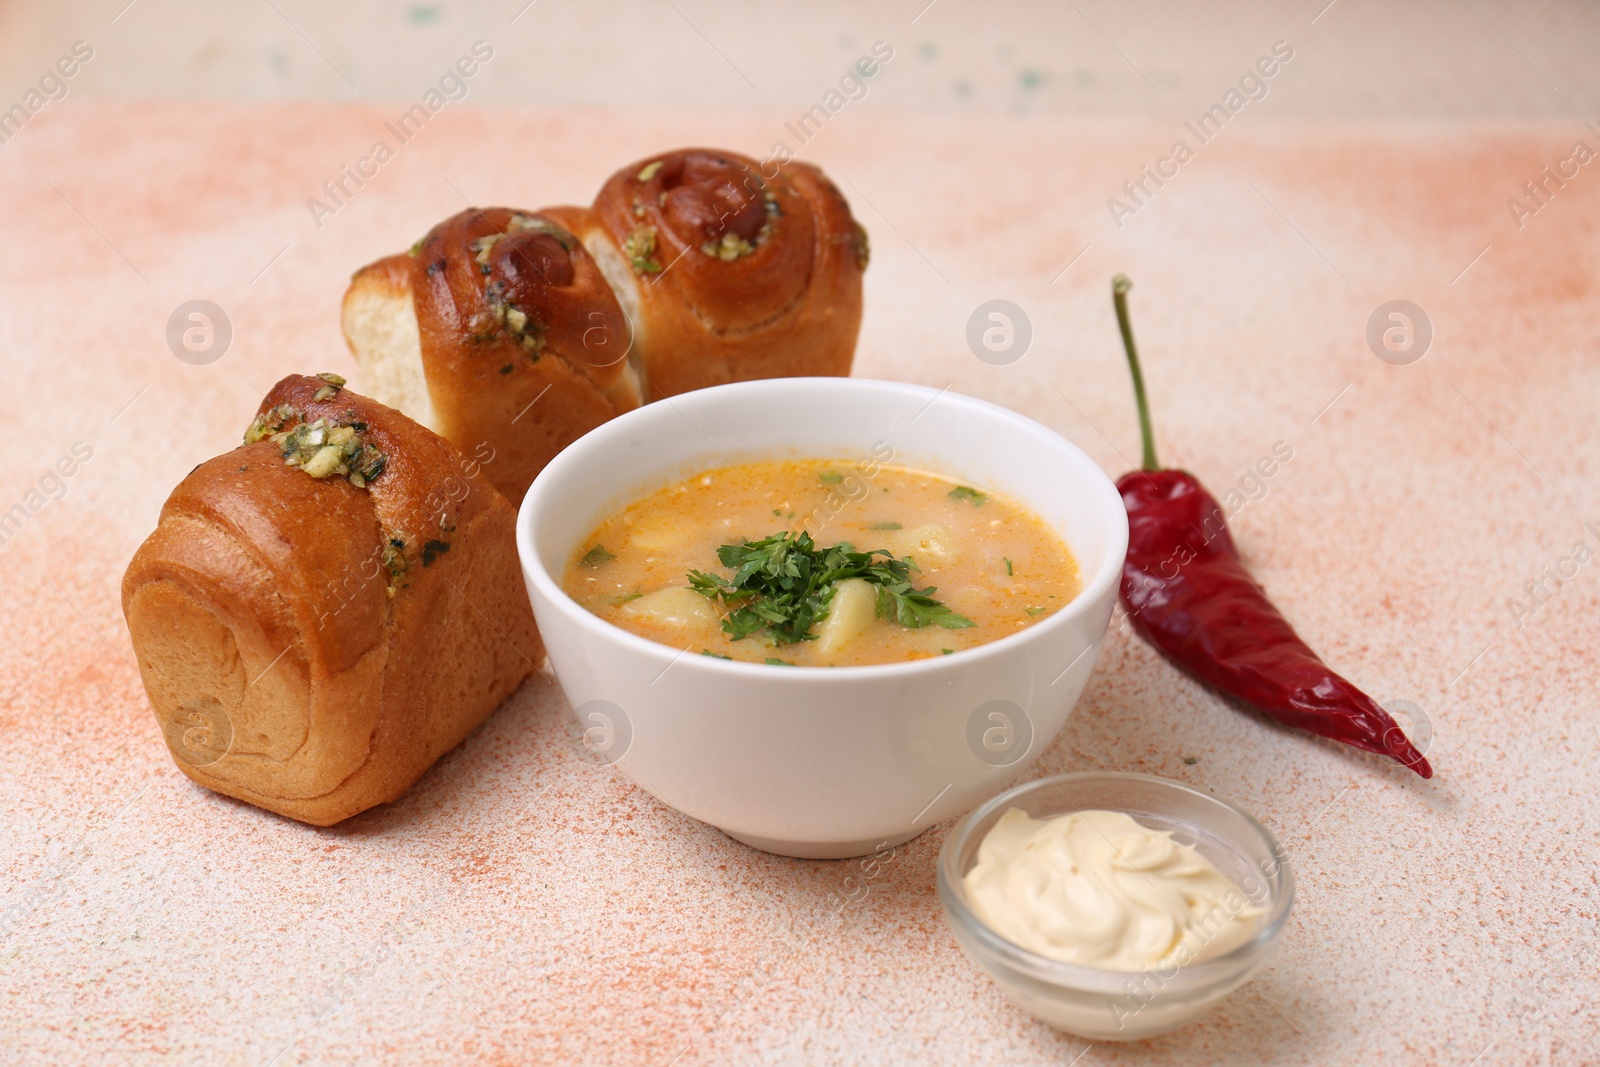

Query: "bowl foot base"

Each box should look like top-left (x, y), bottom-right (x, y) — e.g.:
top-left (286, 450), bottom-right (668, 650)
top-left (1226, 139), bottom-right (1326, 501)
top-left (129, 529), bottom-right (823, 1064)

top-left (723, 826), bottom-right (927, 860)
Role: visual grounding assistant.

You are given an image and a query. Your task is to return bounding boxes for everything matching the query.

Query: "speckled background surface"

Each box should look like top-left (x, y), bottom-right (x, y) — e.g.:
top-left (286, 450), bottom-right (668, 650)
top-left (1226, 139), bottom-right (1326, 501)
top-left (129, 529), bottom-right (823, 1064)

top-left (2, 15), bottom-right (1599, 1066)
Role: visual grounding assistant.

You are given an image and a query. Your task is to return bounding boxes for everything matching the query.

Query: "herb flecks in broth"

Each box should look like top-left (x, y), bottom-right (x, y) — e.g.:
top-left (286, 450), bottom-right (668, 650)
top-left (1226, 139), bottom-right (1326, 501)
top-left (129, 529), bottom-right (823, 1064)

top-left (561, 460), bottom-right (1081, 667)
top-left (580, 544), bottom-right (616, 568)
top-left (687, 531), bottom-right (973, 646)
top-left (948, 485), bottom-right (987, 506)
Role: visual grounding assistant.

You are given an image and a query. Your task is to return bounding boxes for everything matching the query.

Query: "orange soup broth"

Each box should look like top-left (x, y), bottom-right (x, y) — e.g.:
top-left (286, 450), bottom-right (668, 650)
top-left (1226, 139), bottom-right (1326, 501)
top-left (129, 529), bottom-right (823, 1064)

top-left (562, 459), bottom-right (1081, 666)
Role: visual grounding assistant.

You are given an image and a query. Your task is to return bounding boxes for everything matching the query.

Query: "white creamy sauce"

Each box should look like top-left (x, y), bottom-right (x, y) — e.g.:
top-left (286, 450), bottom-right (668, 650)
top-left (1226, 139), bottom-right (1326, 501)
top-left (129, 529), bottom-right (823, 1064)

top-left (964, 808), bottom-right (1263, 971)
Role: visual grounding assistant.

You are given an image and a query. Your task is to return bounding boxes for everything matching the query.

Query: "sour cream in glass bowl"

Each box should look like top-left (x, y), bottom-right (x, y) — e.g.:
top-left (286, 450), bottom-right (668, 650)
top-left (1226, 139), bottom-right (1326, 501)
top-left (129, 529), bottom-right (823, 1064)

top-left (938, 771), bottom-right (1295, 1040)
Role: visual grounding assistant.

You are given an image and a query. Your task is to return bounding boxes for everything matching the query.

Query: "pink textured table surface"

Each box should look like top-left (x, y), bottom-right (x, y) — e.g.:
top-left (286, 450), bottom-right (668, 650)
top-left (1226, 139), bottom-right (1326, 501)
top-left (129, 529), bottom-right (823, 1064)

top-left (2, 101), bottom-right (1597, 1066)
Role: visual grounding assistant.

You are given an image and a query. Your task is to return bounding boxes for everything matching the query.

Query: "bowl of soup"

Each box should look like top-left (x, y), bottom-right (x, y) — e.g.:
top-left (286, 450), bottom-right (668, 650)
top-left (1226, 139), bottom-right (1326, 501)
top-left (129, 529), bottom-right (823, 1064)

top-left (516, 377), bottom-right (1128, 858)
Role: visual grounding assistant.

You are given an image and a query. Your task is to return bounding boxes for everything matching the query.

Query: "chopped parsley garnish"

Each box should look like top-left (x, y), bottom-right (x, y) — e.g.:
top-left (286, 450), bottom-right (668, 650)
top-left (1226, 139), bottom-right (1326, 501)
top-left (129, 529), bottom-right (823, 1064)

top-left (765, 657), bottom-right (794, 666)
top-left (948, 485), bottom-right (987, 506)
top-left (246, 406), bottom-right (386, 489)
top-left (623, 226), bottom-right (661, 273)
top-left (942, 648), bottom-right (954, 655)
top-left (1025, 606), bottom-right (1046, 617)
top-left (818, 471), bottom-right (843, 484)
top-left (1004, 557), bottom-right (1013, 575)
top-left (702, 232), bottom-right (756, 260)
top-left (311, 372), bottom-right (345, 402)
top-left (383, 538), bottom-right (409, 592)
top-left (687, 530), bottom-right (974, 646)
top-left (580, 544), bottom-right (616, 568)
top-left (867, 521), bottom-right (902, 530)
top-left (700, 649), bottom-right (732, 659)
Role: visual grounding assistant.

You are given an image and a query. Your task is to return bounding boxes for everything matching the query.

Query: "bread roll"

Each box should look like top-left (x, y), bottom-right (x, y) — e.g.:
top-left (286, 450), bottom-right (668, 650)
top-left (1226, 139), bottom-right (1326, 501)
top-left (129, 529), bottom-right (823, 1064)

top-left (341, 149), bottom-right (870, 504)
top-left (121, 374), bottom-right (541, 825)
top-left (343, 206), bottom-right (641, 504)
top-left (583, 148), bottom-right (867, 398)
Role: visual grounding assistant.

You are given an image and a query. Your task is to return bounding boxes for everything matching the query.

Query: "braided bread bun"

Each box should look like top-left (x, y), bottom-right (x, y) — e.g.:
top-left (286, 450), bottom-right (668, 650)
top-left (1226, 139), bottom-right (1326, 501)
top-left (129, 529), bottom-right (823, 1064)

top-left (121, 374), bottom-right (540, 825)
top-left (583, 148), bottom-right (867, 398)
top-left (342, 206), bottom-right (640, 505)
top-left (342, 148), bottom-right (867, 503)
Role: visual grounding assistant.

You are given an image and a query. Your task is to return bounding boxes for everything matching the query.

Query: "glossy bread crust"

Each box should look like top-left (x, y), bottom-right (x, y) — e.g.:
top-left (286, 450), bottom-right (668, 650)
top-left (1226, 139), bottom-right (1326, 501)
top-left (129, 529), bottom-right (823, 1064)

top-left (342, 148), bottom-right (867, 502)
top-left (121, 375), bottom-right (543, 825)
top-left (345, 206), bottom-right (641, 503)
top-left (586, 148), bottom-right (866, 398)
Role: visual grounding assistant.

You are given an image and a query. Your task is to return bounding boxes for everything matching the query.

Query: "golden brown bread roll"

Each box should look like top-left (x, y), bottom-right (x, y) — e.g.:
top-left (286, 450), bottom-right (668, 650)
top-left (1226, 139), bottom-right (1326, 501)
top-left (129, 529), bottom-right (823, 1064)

top-left (121, 373), bottom-right (541, 826)
top-left (342, 148), bottom-right (868, 504)
top-left (343, 206), bottom-right (641, 504)
top-left (583, 148), bottom-right (867, 398)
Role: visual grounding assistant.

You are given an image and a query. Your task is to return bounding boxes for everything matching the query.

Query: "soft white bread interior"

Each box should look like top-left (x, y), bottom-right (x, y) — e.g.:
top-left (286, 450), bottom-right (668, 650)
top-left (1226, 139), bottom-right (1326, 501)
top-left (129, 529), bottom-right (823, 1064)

top-left (341, 255), bottom-right (435, 431)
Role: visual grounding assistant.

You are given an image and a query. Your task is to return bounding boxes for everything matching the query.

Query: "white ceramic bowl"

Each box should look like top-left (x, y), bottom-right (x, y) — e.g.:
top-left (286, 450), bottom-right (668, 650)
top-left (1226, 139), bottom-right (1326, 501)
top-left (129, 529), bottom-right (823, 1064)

top-left (516, 378), bottom-right (1128, 858)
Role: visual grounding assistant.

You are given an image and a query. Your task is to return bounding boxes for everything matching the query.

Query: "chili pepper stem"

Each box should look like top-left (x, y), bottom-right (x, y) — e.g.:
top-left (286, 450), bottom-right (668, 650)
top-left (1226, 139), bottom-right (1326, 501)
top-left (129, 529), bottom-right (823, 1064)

top-left (1112, 273), bottom-right (1160, 471)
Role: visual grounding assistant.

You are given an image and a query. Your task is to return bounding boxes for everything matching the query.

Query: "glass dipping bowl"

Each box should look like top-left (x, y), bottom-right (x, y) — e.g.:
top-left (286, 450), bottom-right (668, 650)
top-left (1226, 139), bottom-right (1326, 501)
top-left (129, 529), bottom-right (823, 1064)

top-left (937, 772), bottom-right (1295, 1042)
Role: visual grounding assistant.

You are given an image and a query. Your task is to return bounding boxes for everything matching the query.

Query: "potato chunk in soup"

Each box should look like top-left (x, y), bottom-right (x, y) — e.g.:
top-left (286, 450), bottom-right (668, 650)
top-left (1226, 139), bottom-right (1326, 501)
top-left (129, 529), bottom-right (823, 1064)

top-left (562, 460), bottom-right (1080, 667)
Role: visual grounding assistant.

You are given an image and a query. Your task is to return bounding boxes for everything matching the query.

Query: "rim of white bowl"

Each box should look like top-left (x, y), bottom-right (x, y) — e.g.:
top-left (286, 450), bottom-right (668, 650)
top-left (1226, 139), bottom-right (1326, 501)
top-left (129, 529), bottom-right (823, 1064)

top-left (517, 377), bottom-right (1130, 681)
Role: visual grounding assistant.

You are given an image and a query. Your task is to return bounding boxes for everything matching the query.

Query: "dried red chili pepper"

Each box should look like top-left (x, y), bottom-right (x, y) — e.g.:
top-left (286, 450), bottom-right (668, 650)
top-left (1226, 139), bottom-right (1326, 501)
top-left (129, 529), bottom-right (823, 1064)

top-left (1109, 274), bottom-right (1431, 778)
